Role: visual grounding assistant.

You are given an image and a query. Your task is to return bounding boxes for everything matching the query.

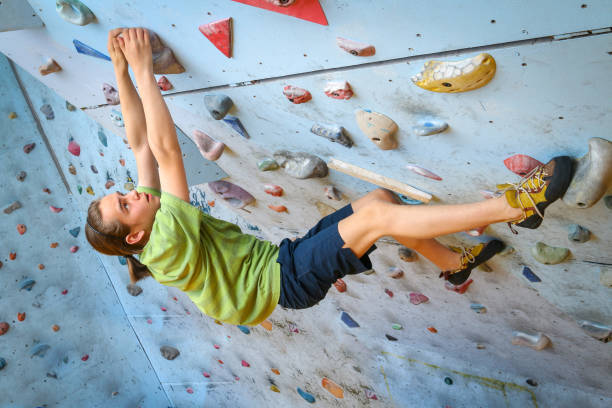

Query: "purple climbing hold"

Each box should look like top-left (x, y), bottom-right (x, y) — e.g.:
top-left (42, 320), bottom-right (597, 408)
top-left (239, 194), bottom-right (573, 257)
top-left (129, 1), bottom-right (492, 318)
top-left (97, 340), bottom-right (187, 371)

top-left (297, 387), bottom-right (315, 403)
top-left (522, 266), bottom-right (541, 282)
top-left (102, 83), bottom-right (120, 105)
top-left (208, 180), bottom-right (255, 209)
top-left (340, 311), bottom-right (359, 328)
top-left (223, 116), bottom-right (250, 139)
top-left (40, 104), bottom-right (54, 120)
top-left (73, 39), bottom-right (111, 61)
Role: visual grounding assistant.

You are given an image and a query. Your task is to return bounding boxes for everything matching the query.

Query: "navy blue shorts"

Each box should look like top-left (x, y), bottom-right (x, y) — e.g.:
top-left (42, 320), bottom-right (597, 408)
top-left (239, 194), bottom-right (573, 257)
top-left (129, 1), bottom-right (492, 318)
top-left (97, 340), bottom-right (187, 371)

top-left (276, 203), bottom-right (377, 309)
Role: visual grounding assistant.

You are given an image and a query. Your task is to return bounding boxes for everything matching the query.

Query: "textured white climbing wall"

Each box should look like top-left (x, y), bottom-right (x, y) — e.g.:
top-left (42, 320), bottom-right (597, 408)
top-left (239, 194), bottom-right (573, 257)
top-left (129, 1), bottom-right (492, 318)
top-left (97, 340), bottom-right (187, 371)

top-left (1, 1), bottom-right (611, 407)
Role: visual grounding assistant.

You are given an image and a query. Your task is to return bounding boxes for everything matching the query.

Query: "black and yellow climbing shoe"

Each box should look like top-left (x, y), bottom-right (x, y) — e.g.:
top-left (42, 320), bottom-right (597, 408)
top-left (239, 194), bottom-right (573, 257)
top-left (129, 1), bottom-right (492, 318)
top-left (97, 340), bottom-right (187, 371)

top-left (440, 240), bottom-right (504, 285)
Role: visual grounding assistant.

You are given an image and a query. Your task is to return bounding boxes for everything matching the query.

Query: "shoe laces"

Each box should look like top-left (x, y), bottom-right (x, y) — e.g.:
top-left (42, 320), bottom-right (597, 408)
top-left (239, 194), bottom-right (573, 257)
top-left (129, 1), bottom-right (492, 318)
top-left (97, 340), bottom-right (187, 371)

top-left (440, 246), bottom-right (477, 280)
top-left (497, 165), bottom-right (546, 222)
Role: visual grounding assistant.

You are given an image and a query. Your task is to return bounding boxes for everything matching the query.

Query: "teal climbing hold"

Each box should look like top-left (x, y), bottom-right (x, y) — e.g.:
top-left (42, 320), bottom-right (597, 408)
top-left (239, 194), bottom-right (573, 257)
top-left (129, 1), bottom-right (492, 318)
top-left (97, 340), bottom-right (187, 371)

top-left (73, 39), bottom-right (111, 61)
top-left (297, 387), bottom-right (315, 403)
top-left (110, 109), bottom-right (124, 127)
top-left (567, 224), bottom-right (590, 243)
top-left (531, 242), bottom-right (569, 265)
top-left (444, 377), bottom-right (453, 385)
top-left (98, 128), bottom-right (108, 147)
top-left (77, 185), bottom-right (83, 194)
top-left (257, 158), bottom-right (279, 171)
top-left (31, 344), bottom-right (51, 358)
top-left (56, 0), bottom-right (95, 26)
top-left (237, 325), bottom-right (251, 334)
top-left (0, 357), bottom-right (6, 370)
top-left (470, 303), bottom-right (487, 313)
top-left (397, 193), bottom-right (423, 205)
top-left (118, 256), bottom-right (127, 265)
top-left (19, 278), bottom-right (36, 291)
top-left (69, 227), bottom-right (80, 238)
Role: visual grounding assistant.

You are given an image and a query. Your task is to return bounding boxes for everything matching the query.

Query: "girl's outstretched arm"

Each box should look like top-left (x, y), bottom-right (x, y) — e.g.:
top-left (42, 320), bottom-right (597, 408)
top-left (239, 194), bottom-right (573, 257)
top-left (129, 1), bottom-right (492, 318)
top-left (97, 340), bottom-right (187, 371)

top-left (117, 27), bottom-right (189, 202)
top-left (107, 28), bottom-right (160, 191)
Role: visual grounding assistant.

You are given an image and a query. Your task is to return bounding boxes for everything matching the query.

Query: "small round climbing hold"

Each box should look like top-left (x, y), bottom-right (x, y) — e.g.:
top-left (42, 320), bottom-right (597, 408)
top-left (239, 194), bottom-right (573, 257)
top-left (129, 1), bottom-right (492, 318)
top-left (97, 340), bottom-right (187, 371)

top-left (68, 139), bottom-right (81, 156)
top-left (16, 171), bottom-right (27, 182)
top-left (81, 354), bottom-right (89, 361)
top-left (257, 158), bottom-right (279, 171)
top-left (70, 245), bottom-right (79, 253)
top-left (23, 143), bottom-right (36, 153)
top-left (38, 264), bottom-right (45, 270)
top-left (61, 289), bottom-right (68, 295)
top-left (384, 288), bottom-right (394, 297)
top-left (52, 325), bottom-right (60, 332)
top-left (161, 307), bottom-right (167, 312)
top-left (17, 224), bottom-right (27, 235)
top-left (147, 319), bottom-right (152, 324)
top-left (9, 112), bottom-right (17, 119)
top-left (398, 247), bottom-right (418, 262)
top-left (0, 322), bottom-right (10, 336)
top-left (444, 377), bottom-right (453, 385)
top-left (202, 371), bottom-right (211, 378)
top-left (213, 344), bottom-right (220, 349)
top-left (261, 319), bottom-right (273, 331)
top-left (86, 186), bottom-right (95, 195)
top-left (66, 101), bottom-right (76, 111)
top-left (126, 283), bottom-right (142, 296)
top-left (241, 360), bottom-right (250, 367)
top-left (0, 357), bottom-right (6, 370)
top-left (270, 385), bottom-right (280, 393)
top-left (9, 252), bottom-right (17, 260)
top-left (50, 242), bottom-right (59, 248)
top-left (409, 292), bottom-right (429, 305)
top-left (264, 184), bottom-right (283, 197)
top-left (218, 359), bottom-right (224, 365)
top-left (268, 205), bottom-right (288, 213)
top-left (567, 224), bottom-right (591, 243)
top-left (388, 267), bottom-right (404, 279)
top-left (17, 312), bottom-right (26, 322)
top-left (186, 387), bottom-right (194, 394)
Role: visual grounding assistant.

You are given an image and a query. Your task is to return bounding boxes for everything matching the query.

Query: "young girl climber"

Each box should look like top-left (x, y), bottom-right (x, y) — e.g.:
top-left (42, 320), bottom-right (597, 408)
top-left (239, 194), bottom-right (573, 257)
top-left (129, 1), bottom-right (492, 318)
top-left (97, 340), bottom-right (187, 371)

top-left (86, 28), bottom-right (573, 326)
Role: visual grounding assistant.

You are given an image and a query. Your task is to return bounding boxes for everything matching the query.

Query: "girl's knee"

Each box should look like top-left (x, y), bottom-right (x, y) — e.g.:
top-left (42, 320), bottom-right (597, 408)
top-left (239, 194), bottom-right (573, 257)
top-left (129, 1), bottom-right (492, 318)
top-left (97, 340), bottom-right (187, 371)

top-left (372, 188), bottom-right (399, 204)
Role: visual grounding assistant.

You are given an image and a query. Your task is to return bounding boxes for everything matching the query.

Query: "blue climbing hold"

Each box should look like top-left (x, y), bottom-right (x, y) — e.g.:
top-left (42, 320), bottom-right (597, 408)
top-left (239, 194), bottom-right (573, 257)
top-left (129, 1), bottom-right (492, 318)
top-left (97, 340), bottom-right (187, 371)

top-left (237, 325), bottom-right (251, 334)
top-left (297, 387), bottom-right (315, 403)
top-left (470, 303), bottom-right (487, 313)
top-left (310, 123), bottom-right (353, 147)
top-left (110, 109), bottom-right (124, 127)
top-left (73, 39), bottom-right (111, 61)
top-left (19, 278), bottom-right (36, 291)
top-left (69, 227), bottom-right (80, 238)
top-left (223, 116), bottom-right (250, 139)
top-left (98, 128), bottom-right (108, 147)
top-left (31, 344), bottom-right (51, 358)
top-left (0, 357), bottom-right (6, 370)
top-left (397, 193), bottom-right (423, 205)
top-left (522, 266), bottom-right (541, 282)
top-left (412, 117), bottom-right (448, 136)
top-left (118, 256), bottom-right (127, 265)
top-left (340, 311), bottom-right (360, 328)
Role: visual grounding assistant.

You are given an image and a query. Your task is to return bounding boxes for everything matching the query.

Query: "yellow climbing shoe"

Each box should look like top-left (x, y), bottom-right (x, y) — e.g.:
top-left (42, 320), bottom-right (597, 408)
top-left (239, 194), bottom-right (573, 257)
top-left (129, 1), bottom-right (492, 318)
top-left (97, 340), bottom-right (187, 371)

top-left (440, 240), bottom-right (504, 285)
top-left (496, 156), bottom-right (572, 233)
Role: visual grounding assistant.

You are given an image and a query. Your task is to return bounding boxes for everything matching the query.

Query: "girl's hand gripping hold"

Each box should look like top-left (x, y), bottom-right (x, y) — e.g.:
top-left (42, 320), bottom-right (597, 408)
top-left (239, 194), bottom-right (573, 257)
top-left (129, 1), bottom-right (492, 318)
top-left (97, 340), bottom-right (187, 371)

top-left (117, 27), bottom-right (154, 78)
top-left (107, 28), bottom-right (127, 73)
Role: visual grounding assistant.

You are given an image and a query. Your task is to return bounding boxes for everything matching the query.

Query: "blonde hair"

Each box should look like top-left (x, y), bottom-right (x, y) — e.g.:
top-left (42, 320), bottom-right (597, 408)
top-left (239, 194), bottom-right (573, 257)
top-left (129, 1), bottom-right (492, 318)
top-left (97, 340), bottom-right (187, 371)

top-left (85, 198), bottom-right (152, 283)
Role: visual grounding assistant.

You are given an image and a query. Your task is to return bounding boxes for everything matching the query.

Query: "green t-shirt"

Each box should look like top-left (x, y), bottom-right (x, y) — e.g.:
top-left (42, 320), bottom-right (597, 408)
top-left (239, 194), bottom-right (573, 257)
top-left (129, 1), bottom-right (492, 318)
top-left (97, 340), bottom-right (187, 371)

top-left (138, 186), bottom-right (281, 326)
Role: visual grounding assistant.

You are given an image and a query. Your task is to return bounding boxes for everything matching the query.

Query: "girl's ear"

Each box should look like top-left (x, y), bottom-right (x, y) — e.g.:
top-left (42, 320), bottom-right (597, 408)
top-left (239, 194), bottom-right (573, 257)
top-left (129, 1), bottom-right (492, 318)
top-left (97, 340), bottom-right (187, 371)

top-left (125, 229), bottom-right (146, 245)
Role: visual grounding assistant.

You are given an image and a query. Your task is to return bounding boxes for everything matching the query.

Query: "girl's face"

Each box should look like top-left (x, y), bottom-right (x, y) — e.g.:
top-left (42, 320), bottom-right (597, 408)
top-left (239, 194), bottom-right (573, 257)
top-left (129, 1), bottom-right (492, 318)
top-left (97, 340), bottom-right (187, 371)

top-left (99, 190), bottom-right (160, 241)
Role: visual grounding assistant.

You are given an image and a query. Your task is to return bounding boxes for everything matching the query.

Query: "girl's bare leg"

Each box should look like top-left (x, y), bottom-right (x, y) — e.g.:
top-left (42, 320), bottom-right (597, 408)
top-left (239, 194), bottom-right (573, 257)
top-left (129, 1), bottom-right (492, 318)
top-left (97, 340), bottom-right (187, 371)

top-left (339, 193), bottom-right (522, 259)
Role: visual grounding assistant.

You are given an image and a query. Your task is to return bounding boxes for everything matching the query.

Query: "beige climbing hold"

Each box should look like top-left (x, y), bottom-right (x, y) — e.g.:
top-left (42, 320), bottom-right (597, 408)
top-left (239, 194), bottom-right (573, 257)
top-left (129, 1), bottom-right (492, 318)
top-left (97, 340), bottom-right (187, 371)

top-left (412, 53), bottom-right (496, 93)
top-left (39, 58), bottom-right (62, 76)
top-left (315, 201), bottom-right (336, 217)
top-left (192, 129), bottom-right (225, 161)
top-left (327, 158), bottom-right (432, 203)
top-left (336, 37), bottom-right (375, 56)
top-left (562, 137), bottom-right (612, 209)
top-left (149, 32), bottom-right (185, 74)
top-left (511, 331), bottom-right (551, 350)
top-left (531, 242), bottom-right (569, 265)
top-left (355, 109), bottom-right (398, 150)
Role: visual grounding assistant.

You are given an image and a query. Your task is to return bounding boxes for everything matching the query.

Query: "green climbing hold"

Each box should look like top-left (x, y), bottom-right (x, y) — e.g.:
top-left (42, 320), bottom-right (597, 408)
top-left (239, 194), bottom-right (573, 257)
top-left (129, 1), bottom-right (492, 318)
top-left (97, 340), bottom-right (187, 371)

top-left (77, 185), bottom-right (83, 194)
top-left (391, 323), bottom-right (402, 330)
top-left (531, 242), bottom-right (569, 265)
top-left (258, 158), bottom-right (279, 171)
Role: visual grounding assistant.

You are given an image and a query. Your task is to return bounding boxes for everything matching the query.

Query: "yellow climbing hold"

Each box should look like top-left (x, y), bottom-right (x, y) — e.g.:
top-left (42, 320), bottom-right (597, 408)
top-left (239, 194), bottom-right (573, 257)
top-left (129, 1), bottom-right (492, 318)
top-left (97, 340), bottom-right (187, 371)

top-left (9, 112), bottom-right (17, 119)
top-left (86, 186), bottom-right (94, 195)
top-left (270, 385), bottom-right (280, 393)
top-left (412, 53), bottom-right (496, 93)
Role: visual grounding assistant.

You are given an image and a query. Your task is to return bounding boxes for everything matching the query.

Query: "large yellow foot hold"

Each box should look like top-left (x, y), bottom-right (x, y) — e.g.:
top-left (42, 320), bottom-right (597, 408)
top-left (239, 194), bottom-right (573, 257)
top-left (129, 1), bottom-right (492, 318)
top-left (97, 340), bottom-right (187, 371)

top-left (412, 53), bottom-right (496, 93)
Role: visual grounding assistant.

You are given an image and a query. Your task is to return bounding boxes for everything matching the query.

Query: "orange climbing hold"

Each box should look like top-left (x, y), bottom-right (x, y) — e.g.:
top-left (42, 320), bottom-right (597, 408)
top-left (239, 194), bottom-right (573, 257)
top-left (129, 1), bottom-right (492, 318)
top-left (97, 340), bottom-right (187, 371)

top-left (445, 278), bottom-right (473, 294)
top-left (50, 242), bottom-right (59, 248)
top-left (17, 224), bottom-right (26, 235)
top-left (0, 322), bottom-right (9, 335)
top-left (268, 205), bottom-right (288, 213)
top-left (9, 252), bottom-right (16, 260)
top-left (427, 326), bottom-right (438, 333)
top-left (264, 184), bottom-right (283, 197)
top-left (38, 264), bottom-right (45, 270)
top-left (199, 18), bottom-right (233, 58)
top-left (333, 278), bottom-right (347, 293)
top-left (271, 368), bottom-right (280, 375)
top-left (207, 201), bottom-right (215, 207)
top-left (17, 312), bottom-right (26, 321)
top-left (157, 76), bottom-right (173, 91)
top-left (52, 324), bottom-right (60, 332)
top-left (321, 377), bottom-right (344, 399)
top-left (119, 158), bottom-right (125, 166)
top-left (261, 319), bottom-right (273, 330)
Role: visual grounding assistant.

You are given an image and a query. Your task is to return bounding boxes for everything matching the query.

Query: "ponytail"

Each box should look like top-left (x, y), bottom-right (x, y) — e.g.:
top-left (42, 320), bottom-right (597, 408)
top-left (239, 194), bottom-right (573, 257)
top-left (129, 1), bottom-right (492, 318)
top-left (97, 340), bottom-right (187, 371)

top-left (126, 254), bottom-right (152, 284)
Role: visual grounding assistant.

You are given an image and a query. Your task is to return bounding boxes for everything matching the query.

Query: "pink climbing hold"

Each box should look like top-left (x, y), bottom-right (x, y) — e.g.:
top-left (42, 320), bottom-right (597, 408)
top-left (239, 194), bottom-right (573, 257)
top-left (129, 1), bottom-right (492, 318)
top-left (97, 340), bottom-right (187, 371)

top-left (193, 129), bottom-right (225, 161)
top-left (283, 85), bottom-right (312, 104)
top-left (333, 278), bottom-right (347, 293)
top-left (503, 154), bottom-right (543, 177)
top-left (241, 360), bottom-right (250, 367)
top-left (17, 224), bottom-right (26, 235)
top-left (208, 180), bottom-right (255, 209)
top-left (70, 245), bottom-right (79, 253)
top-left (62, 289), bottom-right (68, 295)
top-left (199, 18), bottom-right (233, 58)
top-left (157, 76), bottom-right (173, 91)
top-left (23, 143), bottom-right (36, 153)
top-left (213, 344), bottom-right (220, 349)
top-left (365, 389), bottom-right (378, 400)
top-left (264, 184), bottom-right (283, 197)
top-left (186, 387), bottom-right (194, 394)
top-left (324, 81), bottom-right (353, 100)
top-left (68, 139), bottom-right (81, 156)
top-left (405, 164), bottom-right (442, 181)
top-left (147, 319), bottom-right (152, 324)
top-left (445, 278), bottom-right (473, 294)
top-left (409, 292), bottom-right (429, 305)
top-left (202, 371), bottom-right (211, 378)
top-left (288, 323), bottom-right (299, 333)
top-left (50, 206), bottom-right (63, 213)
top-left (336, 37), bottom-right (376, 56)
top-left (161, 307), bottom-right (167, 312)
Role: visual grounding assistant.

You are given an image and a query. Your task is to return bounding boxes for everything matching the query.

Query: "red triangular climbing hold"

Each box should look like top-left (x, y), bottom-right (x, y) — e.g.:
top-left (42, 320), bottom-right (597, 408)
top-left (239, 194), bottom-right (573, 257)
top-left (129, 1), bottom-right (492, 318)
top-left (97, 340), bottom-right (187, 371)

top-left (199, 17), bottom-right (233, 58)
top-left (231, 0), bottom-right (328, 26)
